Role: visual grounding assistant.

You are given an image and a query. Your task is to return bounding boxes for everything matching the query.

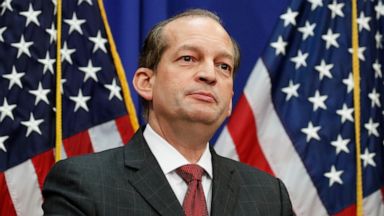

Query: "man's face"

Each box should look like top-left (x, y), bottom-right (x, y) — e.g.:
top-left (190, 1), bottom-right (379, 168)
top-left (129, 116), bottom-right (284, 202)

top-left (150, 17), bottom-right (235, 127)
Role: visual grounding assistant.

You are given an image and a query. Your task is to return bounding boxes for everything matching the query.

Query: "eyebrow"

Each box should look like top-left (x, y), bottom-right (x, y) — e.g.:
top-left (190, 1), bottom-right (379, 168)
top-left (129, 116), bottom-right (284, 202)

top-left (176, 44), bottom-right (234, 62)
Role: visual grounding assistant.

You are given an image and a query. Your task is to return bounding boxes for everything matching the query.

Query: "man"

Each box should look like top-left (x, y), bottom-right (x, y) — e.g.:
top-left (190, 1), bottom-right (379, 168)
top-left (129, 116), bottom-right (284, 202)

top-left (43, 9), bottom-right (294, 216)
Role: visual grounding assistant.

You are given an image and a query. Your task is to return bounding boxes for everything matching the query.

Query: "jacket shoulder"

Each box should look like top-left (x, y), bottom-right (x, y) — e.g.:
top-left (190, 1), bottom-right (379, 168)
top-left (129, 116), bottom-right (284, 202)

top-left (215, 154), bottom-right (277, 183)
top-left (214, 154), bottom-right (295, 215)
top-left (42, 146), bottom-right (130, 215)
top-left (55, 146), bottom-right (125, 167)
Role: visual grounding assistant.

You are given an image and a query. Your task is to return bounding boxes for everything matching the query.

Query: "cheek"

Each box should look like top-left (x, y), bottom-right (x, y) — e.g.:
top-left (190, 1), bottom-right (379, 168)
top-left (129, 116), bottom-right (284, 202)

top-left (153, 79), bottom-right (182, 101)
top-left (220, 82), bottom-right (233, 99)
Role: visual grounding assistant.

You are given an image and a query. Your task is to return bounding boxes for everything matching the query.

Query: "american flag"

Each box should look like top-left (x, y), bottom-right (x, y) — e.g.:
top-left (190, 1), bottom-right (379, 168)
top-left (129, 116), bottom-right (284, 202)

top-left (0, 0), bottom-right (138, 215)
top-left (215, 0), bottom-right (384, 215)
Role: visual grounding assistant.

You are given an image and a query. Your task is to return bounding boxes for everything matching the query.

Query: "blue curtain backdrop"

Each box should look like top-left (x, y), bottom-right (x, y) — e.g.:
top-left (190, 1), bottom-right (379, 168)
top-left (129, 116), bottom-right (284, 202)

top-left (103, 0), bottom-right (291, 142)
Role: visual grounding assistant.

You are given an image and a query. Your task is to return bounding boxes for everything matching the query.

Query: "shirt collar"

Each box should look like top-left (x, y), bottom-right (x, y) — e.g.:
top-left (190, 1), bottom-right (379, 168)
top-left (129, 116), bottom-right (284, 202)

top-left (144, 124), bottom-right (212, 178)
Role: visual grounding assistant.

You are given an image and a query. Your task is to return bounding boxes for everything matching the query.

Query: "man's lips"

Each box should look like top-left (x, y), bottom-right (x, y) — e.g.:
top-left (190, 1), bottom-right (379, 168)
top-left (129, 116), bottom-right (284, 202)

top-left (188, 91), bottom-right (216, 103)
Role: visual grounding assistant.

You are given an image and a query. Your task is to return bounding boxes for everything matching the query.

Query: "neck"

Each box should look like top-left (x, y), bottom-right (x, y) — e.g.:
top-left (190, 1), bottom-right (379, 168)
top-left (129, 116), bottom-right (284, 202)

top-left (148, 116), bottom-right (215, 163)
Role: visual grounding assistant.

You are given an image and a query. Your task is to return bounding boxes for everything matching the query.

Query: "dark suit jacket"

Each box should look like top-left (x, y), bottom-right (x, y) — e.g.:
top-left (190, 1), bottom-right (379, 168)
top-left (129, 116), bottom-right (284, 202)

top-left (43, 128), bottom-right (294, 215)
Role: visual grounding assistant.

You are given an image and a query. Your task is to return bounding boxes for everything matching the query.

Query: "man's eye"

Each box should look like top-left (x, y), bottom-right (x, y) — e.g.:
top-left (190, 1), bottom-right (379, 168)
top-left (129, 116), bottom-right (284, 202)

top-left (182, 56), bottom-right (192, 62)
top-left (220, 63), bottom-right (230, 71)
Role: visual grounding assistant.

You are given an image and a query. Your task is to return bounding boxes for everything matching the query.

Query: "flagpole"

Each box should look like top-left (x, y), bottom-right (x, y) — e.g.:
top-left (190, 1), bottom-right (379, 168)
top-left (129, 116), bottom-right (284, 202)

top-left (97, 0), bottom-right (139, 131)
top-left (55, 0), bottom-right (63, 162)
top-left (351, 0), bottom-right (363, 215)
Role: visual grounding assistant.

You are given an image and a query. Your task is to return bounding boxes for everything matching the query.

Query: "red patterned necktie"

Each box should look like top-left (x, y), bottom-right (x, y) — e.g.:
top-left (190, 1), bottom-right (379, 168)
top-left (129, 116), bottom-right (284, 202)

top-left (176, 164), bottom-right (209, 216)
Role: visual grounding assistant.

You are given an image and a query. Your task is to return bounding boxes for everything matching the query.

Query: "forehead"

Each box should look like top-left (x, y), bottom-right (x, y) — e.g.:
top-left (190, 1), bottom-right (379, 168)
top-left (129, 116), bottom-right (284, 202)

top-left (162, 16), bottom-right (234, 55)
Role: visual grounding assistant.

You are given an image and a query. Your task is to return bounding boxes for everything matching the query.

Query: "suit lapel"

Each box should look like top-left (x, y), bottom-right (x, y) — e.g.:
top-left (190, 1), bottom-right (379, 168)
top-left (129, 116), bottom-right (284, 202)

top-left (123, 128), bottom-right (184, 216)
top-left (210, 149), bottom-right (240, 216)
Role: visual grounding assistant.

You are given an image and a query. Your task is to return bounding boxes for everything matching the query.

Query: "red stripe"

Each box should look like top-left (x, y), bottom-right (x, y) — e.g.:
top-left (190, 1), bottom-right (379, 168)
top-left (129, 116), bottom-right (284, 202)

top-left (115, 115), bottom-right (135, 144)
top-left (334, 204), bottom-right (355, 216)
top-left (227, 94), bottom-right (274, 175)
top-left (63, 130), bottom-right (94, 157)
top-left (31, 149), bottom-right (55, 189)
top-left (0, 173), bottom-right (17, 216)
top-left (381, 186), bottom-right (384, 202)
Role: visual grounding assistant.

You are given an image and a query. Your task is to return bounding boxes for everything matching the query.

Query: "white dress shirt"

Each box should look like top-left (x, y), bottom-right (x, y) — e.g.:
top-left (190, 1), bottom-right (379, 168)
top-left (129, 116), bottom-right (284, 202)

top-left (143, 124), bottom-right (213, 214)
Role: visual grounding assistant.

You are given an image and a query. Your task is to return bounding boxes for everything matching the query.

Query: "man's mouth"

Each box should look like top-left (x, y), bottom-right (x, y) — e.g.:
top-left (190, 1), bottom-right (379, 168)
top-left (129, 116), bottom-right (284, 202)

top-left (188, 90), bottom-right (216, 103)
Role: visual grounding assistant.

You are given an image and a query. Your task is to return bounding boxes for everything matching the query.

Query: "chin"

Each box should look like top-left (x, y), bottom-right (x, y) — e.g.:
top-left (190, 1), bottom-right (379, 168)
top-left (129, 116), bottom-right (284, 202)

top-left (187, 111), bottom-right (225, 126)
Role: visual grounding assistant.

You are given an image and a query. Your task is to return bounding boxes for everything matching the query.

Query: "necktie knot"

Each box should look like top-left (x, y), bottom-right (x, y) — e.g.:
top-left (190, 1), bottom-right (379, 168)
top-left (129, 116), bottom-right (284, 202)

top-left (176, 164), bottom-right (204, 183)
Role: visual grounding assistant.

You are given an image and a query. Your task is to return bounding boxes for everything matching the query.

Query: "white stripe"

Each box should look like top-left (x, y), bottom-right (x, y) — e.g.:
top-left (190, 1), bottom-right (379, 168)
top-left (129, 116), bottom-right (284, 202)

top-left (54, 142), bottom-right (68, 161)
top-left (5, 160), bottom-right (43, 216)
top-left (60, 142), bottom-right (68, 159)
top-left (242, 59), bottom-right (328, 215)
top-left (214, 127), bottom-right (240, 161)
top-left (89, 119), bottom-right (123, 152)
top-left (364, 189), bottom-right (384, 216)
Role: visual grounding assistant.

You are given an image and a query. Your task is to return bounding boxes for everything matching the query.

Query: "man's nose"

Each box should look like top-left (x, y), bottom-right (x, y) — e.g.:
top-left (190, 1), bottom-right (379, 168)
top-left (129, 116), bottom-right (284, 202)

top-left (196, 61), bottom-right (217, 85)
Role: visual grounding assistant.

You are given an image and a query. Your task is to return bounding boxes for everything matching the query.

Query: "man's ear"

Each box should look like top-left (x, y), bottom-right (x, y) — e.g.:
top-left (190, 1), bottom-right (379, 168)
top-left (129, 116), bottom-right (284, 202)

top-left (132, 67), bottom-right (154, 101)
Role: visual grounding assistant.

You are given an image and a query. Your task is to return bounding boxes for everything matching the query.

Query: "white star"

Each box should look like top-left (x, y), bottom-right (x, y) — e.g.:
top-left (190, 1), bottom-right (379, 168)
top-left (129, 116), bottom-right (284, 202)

top-left (375, 31), bottom-right (383, 49)
top-left (281, 80), bottom-right (300, 101)
top-left (357, 12), bottom-right (371, 32)
top-left (324, 165), bottom-right (344, 187)
top-left (69, 89), bottom-right (91, 112)
top-left (322, 29), bottom-right (340, 49)
top-left (270, 36), bottom-right (287, 56)
top-left (368, 88), bottom-right (381, 108)
top-left (336, 103), bottom-right (354, 123)
top-left (89, 31), bottom-right (107, 53)
top-left (298, 21), bottom-right (316, 40)
top-left (78, 60), bottom-right (101, 82)
top-left (290, 50), bottom-right (308, 69)
top-left (307, 0), bottom-right (323, 11)
top-left (29, 82), bottom-right (51, 105)
top-left (0, 136), bottom-right (8, 152)
top-left (364, 118), bottom-right (379, 137)
top-left (45, 23), bottom-right (57, 44)
top-left (0, 98), bottom-right (16, 121)
top-left (11, 35), bottom-right (34, 58)
top-left (2, 66), bottom-right (25, 89)
top-left (342, 73), bottom-right (354, 93)
top-left (375, 1), bottom-right (384, 19)
top-left (372, 59), bottom-right (382, 78)
top-left (301, 121), bottom-right (321, 142)
top-left (331, 135), bottom-right (350, 154)
top-left (64, 13), bottom-right (86, 35)
top-left (38, 52), bottom-right (55, 74)
top-left (0, 26), bottom-right (6, 42)
top-left (21, 113), bottom-right (44, 137)
top-left (315, 59), bottom-right (333, 80)
top-left (61, 42), bottom-right (76, 64)
top-left (348, 46), bottom-right (366, 61)
top-left (78, 0), bottom-right (93, 5)
top-left (328, 0), bottom-right (344, 18)
top-left (308, 90), bottom-right (328, 111)
top-left (280, 8), bottom-right (299, 27)
top-left (1, 0), bottom-right (13, 15)
top-left (19, 3), bottom-right (41, 27)
top-left (360, 148), bottom-right (376, 168)
top-left (104, 79), bottom-right (123, 100)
